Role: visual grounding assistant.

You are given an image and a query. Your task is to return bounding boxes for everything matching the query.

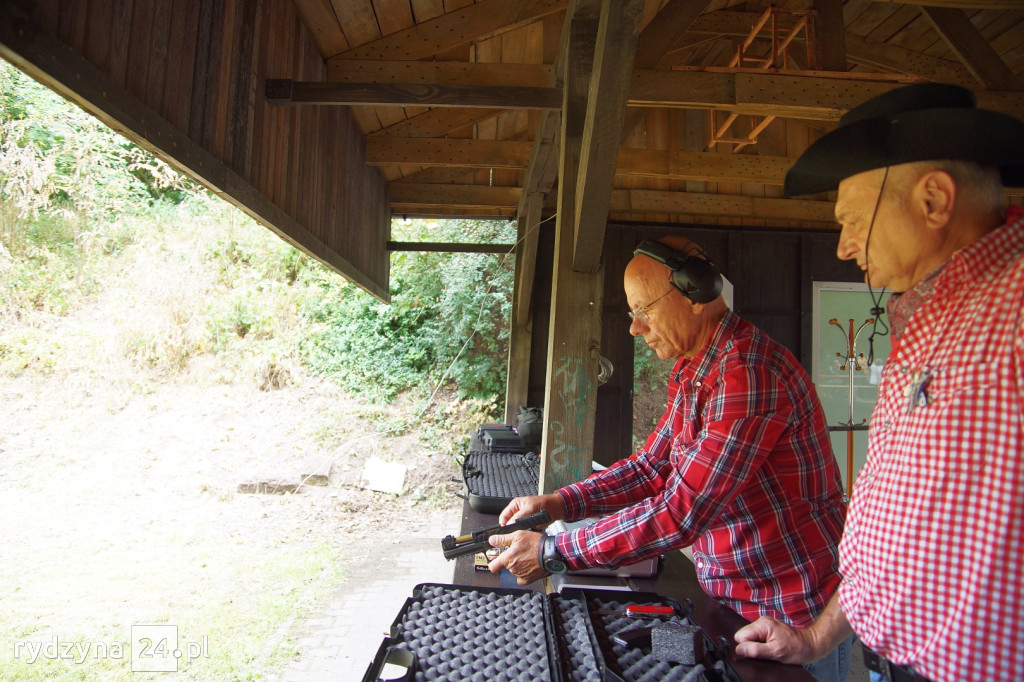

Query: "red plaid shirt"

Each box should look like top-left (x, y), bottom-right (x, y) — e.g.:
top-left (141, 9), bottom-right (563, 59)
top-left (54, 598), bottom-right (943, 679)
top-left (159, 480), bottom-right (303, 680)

top-left (838, 214), bottom-right (1024, 681)
top-left (555, 312), bottom-right (847, 627)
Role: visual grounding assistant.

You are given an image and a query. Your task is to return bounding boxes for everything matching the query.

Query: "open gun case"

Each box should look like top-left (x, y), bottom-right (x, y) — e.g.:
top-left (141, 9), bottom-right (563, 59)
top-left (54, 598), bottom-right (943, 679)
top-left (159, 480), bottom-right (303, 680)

top-left (461, 450), bottom-right (540, 514)
top-left (362, 583), bottom-right (742, 682)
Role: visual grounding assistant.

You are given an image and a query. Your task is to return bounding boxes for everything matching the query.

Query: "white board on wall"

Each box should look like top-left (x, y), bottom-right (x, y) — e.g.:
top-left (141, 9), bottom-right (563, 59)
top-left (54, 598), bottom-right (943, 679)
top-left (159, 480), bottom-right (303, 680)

top-left (812, 282), bottom-right (892, 495)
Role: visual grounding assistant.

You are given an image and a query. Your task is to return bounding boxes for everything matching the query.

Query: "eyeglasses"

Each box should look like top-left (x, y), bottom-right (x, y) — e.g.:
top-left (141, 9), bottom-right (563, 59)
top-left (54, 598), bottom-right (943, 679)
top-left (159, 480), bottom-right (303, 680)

top-left (628, 289), bottom-right (674, 324)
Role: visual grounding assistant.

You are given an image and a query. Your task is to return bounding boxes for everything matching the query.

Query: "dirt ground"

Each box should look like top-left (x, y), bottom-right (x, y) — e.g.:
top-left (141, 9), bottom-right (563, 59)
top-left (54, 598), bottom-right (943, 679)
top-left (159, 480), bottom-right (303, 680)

top-left (0, 359), bottom-right (465, 680)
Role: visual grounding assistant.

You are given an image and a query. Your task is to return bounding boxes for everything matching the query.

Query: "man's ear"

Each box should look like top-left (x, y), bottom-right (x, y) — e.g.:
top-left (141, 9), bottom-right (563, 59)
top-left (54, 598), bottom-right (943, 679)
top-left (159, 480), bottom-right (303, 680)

top-left (915, 169), bottom-right (956, 231)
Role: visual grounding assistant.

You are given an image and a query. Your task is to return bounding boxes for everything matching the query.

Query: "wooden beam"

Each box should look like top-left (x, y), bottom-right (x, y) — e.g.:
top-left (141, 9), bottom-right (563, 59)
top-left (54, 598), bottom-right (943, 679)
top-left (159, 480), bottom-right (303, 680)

top-left (620, 148), bottom-right (791, 183)
top-left (634, 0), bottom-right (715, 71)
top-left (367, 137), bottom-right (533, 168)
top-left (513, 7), bottom-right (570, 336)
top-left (541, 0), bottom-right (605, 493)
top-left (612, 189), bottom-right (836, 223)
top-left (388, 182), bottom-right (522, 207)
top-left (329, 0), bottom-right (568, 60)
top-left (505, 199), bottom-right (542, 422)
top-left (844, 33), bottom-right (977, 87)
top-left (389, 182), bottom-right (1024, 212)
top-left (386, 182), bottom-right (854, 223)
top-left (572, 0), bottom-right (645, 273)
top-left (283, 66), bottom-right (1023, 123)
top-left (812, 0), bottom-right (847, 72)
top-left (631, 72), bottom-right (1024, 122)
top-left (386, 241), bottom-right (515, 253)
top-left (266, 78), bottom-right (562, 109)
top-left (919, 6), bottom-right (1022, 91)
top-left (367, 137), bottom-right (795, 183)
top-left (515, 200), bottom-right (545, 328)
top-left (687, 9), bottom-right (804, 37)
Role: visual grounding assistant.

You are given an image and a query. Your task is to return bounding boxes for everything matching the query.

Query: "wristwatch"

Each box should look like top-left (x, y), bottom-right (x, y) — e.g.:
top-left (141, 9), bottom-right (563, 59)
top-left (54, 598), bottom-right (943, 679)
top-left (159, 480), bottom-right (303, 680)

top-left (539, 535), bottom-right (568, 575)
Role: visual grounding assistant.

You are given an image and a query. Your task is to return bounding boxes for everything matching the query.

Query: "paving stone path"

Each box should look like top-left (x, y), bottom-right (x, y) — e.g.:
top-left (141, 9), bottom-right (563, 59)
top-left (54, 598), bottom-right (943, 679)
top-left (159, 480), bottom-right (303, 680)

top-left (271, 509), bottom-right (461, 682)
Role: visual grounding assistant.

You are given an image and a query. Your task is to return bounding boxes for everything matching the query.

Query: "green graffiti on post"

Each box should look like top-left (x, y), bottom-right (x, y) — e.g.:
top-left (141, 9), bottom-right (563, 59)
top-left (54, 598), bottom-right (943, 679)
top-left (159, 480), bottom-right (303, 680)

top-left (546, 355), bottom-right (595, 486)
top-left (554, 355), bottom-right (593, 426)
top-left (547, 419), bottom-right (587, 485)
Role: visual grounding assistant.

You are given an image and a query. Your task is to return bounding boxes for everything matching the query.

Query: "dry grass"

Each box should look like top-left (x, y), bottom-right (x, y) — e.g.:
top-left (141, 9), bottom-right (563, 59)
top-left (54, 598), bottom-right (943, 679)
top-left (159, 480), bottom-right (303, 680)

top-left (0, 210), bottom-right (468, 681)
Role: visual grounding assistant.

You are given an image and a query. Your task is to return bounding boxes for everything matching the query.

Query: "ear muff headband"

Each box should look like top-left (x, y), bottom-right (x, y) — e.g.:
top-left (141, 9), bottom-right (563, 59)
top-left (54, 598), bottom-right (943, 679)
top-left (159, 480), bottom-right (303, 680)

top-left (633, 240), bottom-right (724, 304)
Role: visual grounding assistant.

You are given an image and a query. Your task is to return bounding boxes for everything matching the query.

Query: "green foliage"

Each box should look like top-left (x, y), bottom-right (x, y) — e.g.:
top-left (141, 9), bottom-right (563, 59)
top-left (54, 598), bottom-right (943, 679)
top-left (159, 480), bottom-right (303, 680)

top-left (299, 218), bottom-right (514, 404)
top-left (1, 58), bottom-right (514, 415)
top-left (0, 59), bottom-right (190, 323)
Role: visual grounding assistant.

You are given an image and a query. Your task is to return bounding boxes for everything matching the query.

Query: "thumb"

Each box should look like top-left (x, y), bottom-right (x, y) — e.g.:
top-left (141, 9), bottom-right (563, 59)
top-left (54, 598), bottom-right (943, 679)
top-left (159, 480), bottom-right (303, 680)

top-left (488, 532), bottom-right (514, 548)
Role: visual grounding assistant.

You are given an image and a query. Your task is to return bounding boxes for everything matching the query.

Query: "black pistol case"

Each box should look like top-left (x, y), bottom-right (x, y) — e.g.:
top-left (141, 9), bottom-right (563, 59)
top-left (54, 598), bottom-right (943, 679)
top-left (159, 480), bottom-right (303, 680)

top-left (461, 451), bottom-right (540, 514)
top-left (362, 583), bottom-right (742, 682)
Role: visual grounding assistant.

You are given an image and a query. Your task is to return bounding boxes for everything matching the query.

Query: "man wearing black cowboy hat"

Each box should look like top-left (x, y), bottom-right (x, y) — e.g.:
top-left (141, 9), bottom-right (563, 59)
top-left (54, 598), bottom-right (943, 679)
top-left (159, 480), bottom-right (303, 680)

top-left (734, 83), bottom-right (1024, 682)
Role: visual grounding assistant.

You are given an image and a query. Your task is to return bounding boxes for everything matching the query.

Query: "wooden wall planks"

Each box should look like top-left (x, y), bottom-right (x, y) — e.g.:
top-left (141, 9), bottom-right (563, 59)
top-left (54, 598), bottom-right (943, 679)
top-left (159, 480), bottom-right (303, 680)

top-left (19, 0), bottom-right (391, 298)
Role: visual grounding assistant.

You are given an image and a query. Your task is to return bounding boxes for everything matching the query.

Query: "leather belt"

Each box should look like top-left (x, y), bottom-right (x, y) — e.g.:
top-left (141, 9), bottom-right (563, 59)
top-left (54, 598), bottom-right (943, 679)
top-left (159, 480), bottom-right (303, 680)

top-left (862, 646), bottom-right (931, 682)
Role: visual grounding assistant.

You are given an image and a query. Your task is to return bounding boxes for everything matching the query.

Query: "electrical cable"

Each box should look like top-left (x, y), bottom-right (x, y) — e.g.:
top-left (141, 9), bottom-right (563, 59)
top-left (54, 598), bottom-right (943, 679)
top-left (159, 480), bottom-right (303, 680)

top-left (864, 167), bottom-right (891, 365)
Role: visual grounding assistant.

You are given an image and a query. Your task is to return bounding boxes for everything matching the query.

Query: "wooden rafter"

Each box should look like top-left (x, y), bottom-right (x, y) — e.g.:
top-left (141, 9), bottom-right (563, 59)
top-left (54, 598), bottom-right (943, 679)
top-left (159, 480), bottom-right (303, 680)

top-left (572, 0), bottom-right (644, 272)
top-left (389, 182), bottom-right (841, 223)
top-left (272, 71), bottom-right (1024, 121)
top-left (368, 137), bottom-right (794, 183)
top-left (919, 6), bottom-right (1022, 90)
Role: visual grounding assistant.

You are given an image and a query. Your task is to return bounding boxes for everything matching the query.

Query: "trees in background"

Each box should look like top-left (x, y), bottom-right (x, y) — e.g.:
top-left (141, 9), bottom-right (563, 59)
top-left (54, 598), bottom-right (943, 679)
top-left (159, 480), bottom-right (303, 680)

top-left (0, 59), bottom-right (514, 412)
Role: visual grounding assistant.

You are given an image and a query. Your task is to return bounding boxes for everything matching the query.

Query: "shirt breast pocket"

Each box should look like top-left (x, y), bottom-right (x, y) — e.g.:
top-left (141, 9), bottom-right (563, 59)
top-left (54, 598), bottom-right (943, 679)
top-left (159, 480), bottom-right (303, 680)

top-left (895, 362), bottom-right (1003, 473)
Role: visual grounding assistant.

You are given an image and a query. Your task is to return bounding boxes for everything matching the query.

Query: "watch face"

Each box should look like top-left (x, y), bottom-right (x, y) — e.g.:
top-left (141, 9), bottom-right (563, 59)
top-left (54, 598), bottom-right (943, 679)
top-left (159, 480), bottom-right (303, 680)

top-left (548, 558), bottom-right (568, 575)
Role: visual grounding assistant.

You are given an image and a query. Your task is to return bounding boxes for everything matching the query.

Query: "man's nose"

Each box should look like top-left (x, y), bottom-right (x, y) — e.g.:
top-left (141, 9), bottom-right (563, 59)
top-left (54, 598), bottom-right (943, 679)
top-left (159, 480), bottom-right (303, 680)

top-left (629, 317), bottom-right (646, 336)
top-left (836, 227), bottom-right (859, 261)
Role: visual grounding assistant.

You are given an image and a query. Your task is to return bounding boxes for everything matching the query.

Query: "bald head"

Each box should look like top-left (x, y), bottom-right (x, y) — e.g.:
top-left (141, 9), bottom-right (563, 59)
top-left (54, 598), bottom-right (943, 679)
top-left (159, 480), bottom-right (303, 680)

top-left (625, 237), bottom-right (727, 359)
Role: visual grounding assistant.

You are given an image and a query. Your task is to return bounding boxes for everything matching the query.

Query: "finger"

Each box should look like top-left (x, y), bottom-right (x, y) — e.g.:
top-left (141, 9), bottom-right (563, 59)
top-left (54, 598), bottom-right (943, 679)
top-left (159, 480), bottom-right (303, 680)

top-left (733, 619), bottom-right (771, 644)
top-left (487, 549), bottom-right (510, 574)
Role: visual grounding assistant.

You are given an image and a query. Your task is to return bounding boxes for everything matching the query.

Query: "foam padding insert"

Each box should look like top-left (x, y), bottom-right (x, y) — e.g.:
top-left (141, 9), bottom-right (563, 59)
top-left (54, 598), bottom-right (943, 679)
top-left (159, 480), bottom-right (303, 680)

top-left (581, 592), bottom-right (738, 682)
top-left (364, 585), bottom-right (742, 682)
top-left (462, 452), bottom-right (540, 513)
top-left (550, 590), bottom-right (603, 682)
top-left (367, 584), bottom-right (559, 681)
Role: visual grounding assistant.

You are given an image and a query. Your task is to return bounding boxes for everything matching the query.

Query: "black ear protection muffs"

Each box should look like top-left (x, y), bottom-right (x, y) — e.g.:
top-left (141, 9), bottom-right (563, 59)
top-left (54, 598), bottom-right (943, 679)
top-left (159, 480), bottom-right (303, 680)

top-left (633, 240), bottom-right (723, 304)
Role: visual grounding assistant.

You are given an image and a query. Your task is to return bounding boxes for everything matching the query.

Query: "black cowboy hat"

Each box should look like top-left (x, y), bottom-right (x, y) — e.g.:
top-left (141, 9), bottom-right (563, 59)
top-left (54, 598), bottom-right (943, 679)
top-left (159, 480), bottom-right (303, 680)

top-left (784, 83), bottom-right (1024, 196)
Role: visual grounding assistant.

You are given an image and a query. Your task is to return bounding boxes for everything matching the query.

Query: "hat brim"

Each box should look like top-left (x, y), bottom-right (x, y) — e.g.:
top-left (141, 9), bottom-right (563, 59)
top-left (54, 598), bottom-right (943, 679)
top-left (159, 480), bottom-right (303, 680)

top-left (784, 107), bottom-right (1024, 196)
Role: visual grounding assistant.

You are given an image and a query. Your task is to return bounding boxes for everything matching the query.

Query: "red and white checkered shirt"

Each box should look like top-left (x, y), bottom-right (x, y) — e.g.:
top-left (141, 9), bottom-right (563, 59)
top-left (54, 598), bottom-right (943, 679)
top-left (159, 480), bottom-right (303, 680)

top-left (838, 214), bottom-right (1024, 681)
top-left (556, 312), bottom-right (847, 627)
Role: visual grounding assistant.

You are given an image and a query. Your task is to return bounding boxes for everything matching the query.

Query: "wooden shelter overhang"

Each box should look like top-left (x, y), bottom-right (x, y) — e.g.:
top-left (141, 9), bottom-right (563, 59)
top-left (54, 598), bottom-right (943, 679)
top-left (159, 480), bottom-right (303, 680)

top-left (2, 0), bottom-right (1023, 492)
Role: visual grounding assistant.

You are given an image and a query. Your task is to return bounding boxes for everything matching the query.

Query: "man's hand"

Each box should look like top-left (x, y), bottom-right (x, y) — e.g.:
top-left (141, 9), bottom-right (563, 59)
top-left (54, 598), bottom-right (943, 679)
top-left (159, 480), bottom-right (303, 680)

top-left (487, 530), bottom-right (546, 585)
top-left (498, 494), bottom-right (566, 526)
top-left (734, 616), bottom-right (822, 664)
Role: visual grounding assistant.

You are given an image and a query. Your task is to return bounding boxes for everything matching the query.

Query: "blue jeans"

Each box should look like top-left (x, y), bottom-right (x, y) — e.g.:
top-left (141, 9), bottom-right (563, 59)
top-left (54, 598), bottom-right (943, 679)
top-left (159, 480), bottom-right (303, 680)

top-left (804, 634), bottom-right (855, 682)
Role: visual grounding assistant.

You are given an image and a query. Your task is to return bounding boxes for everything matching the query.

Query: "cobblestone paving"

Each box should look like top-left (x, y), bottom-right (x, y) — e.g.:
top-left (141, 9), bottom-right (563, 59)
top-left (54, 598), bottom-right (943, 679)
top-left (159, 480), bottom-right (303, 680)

top-left (272, 508), bottom-right (461, 682)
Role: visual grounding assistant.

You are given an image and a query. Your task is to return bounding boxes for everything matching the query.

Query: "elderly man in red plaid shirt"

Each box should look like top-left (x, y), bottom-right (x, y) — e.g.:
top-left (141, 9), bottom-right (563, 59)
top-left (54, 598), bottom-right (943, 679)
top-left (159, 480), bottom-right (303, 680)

top-left (489, 236), bottom-right (850, 681)
top-left (734, 84), bottom-right (1024, 682)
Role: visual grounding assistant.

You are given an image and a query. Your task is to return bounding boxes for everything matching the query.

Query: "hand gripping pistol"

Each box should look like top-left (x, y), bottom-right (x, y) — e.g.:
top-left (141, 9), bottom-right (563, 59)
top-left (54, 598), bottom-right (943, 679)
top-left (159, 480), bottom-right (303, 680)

top-left (441, 510), bottom-right (551, 561)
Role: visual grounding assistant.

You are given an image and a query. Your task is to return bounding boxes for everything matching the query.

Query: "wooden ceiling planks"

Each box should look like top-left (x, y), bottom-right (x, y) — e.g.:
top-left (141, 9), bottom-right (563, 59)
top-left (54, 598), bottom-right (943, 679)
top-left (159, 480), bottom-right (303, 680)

top-left (282, 0), bottom-right (1024, 225)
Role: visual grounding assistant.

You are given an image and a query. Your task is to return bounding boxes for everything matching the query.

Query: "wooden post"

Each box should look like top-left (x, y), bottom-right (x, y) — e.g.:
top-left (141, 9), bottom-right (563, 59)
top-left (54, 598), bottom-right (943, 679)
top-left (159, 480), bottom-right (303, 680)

top-left (504, 203), bottom-right (539, 424)
top-left (539, 0), bottom-right (604, 493)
